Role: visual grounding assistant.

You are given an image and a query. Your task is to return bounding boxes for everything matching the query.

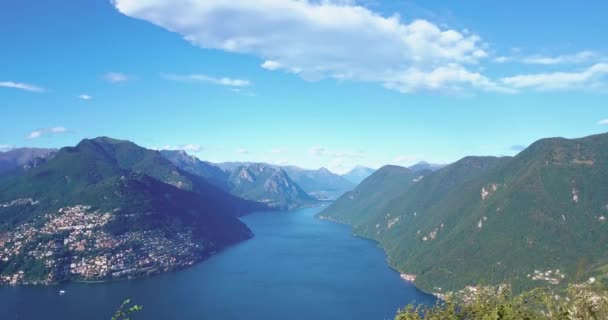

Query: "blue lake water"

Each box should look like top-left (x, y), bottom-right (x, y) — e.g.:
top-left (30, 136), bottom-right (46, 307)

top-left (0, 206), bottom-right (435, 320)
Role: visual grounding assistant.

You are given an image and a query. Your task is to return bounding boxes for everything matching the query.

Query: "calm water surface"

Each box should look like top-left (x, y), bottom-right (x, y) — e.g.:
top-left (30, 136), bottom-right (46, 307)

top-left (0, 206), bottom-right (435, 320)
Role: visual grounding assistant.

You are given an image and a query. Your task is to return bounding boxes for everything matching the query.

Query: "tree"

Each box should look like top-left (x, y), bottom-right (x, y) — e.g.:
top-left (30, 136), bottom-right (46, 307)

top-left (111, 299), bottom-right (143, 320)
top-left (395, 285), bottom-right (608, 320)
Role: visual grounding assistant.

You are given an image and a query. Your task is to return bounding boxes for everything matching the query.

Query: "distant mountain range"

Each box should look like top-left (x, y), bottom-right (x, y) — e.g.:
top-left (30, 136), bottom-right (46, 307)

top-left (282, 166), bottom-right (356, 200)
top-left (320, 132), bottom-right (608, 294)
top-left (205, 160), bottom-right (358, 201)
top-left (161, 152), bottom-right (316, 208)
top-left (407, 161), bottom-right (445, 173)
top-left (342, 166), bottom-right (376, 184)
top-left (0, 148), bottom-right (57, 174)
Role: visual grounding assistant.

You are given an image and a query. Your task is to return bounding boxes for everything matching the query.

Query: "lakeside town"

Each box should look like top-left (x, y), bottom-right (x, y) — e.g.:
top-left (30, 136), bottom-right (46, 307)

top-left (0, 203), bottom-right (213, 285)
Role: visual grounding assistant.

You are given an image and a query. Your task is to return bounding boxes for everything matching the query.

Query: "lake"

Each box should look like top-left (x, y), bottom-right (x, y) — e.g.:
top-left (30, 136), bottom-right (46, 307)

top-left (0, 206), bottom-right (435, 320)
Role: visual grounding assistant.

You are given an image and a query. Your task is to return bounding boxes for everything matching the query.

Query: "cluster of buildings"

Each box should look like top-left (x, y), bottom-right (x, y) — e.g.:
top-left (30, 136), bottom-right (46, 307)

top-left (527, 269), bottom-right (565, 285)
top-left (0, 204), bottom-right (211, 285)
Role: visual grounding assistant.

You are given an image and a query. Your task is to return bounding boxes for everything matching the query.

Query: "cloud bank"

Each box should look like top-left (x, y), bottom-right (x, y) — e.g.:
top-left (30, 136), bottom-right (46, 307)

top-left (113, 0), bottom-right (508, 93)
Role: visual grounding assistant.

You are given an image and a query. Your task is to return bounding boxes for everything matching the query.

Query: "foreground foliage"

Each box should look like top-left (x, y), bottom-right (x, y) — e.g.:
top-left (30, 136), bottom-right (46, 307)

top-left (395, 285), bottom-right (608, 320)
top-left (112, 299), bottom-right (143, 320)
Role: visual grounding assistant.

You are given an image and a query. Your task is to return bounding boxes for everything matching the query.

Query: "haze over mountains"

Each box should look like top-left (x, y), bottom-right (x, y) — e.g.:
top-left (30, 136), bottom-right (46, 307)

top-left (320, 132), bottom-right (608, 294)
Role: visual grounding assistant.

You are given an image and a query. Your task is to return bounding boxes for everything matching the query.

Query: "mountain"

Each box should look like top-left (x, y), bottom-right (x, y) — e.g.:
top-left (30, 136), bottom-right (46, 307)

top-left (342, 166), bottom-right (376, 185)
top-left (407, 161), bottom-right (445, 173)
top-left (0, 148), bottom-right (57, 175)
top-left (320, 132), bottom-right (608, 294)
top-left (162, 154), bottom-right (316, 209)
top-left (228, 164), bottom-right (315, 209)
top-left (215, 161), bottom-right (256, 172)
top-left (318, 165), bottom-right (421, 227)
top-left (160, 150), bottom-right (229, 191)
top-left (282, 166), bottom-right (355, 200)
top-left (0, 137), bottom-right (256, 284)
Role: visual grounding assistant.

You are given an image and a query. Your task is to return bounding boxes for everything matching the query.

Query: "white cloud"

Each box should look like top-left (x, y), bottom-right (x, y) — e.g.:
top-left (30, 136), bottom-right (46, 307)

top-left (309, 146), bottom-right (327, 156)
top-left (78, 94), bottom-right (92, 100)
top-left (0, 145), bottom-right (14, 152)
top-left (271, 148), bottom-right (283, 154)
top-left (113, 0), bottom-right (505, 93)
top-left (521, 51), bottom-right (597, 65)
top-left (0, 81), bottom-right (45, 92)
top-left (309, 146), bottom-right (367, 158)
top-left (493, 56), bottom-right (511, 63)
top-left (104, 72), bottom-right (130, 83)
top-left (501, 63), bottom-right (608, 91)
top-left (598, 119), bottom-right (608, 125)
top-left (261, 60), bottom-right (283, 71)
top-left (236, 148), bottom-right (249, 154)
top-left (161, 144), bottom-right (203, 152)
top-left (162, 74), bottom-right (250, 87)
top-left (26, 127), bottom-right (69, 140)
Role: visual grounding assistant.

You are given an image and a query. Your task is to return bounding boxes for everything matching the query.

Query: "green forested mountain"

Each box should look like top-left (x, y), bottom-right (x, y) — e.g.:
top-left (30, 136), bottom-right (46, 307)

top-left (320, 132), bottom-right (608, 294)
top-left (0, 137), bottom-right (256, 283)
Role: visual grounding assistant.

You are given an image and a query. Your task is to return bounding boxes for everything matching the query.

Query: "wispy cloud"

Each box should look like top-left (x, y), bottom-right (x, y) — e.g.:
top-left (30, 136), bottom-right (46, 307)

top-left (309, 146), bottom-right (327, 156)
top-left (0, 145), bottom-right (14, 152)
top-left (104, 72), bottom-right (130, 83)
top-left (78, 94), bottom-right (92, 100)
top-left (501, 63), bottom-right (608, 91)
top-left (26, 127), bottom-right (69, 140)
top-left (113, 0), bottom-right (509, 94)
top-left (236, 148), bottom-right (249, 154)
top-left (392, 155), bottom-right (417, 165)
top-left (162, 73), bottom-right (251, 87)
top-left (309, 146), bottom-right (366, 159)
top-left (598, 119), bottom-right (608, 125)
top-left (521, 51), bottom-right (597, 65)
top-left (160, 144), bottom-right (203, 153)
top-left (0, 81), bottom-right (45, 93)
top-left (493, 50), bottom-right (601, 65)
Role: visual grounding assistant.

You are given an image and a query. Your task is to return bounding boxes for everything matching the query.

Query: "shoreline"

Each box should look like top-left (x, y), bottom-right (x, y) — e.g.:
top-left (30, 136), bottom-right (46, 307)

top-left (316, 213), bottom-right (441, 299)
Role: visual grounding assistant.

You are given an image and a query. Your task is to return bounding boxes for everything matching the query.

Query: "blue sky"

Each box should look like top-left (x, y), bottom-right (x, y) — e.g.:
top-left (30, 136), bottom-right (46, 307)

top-left (2, 0), bottom-right (608, 173)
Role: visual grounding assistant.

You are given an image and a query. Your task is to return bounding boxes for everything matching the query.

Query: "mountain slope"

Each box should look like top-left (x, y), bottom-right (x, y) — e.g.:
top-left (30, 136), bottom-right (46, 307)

top-left (322, 135), bottom-right (608, 291)
top-left (320, 133), bottom-right (608, 293)
top-left (0, 148), bottom-right (57, 175)
top-left (282, 166), bottom-right (355, 200)
top-left (319, 165), bottom-right (421, 228)
top-left (160, 150), bottom-right (229, 191)
top-left (342, 166), bottom-right (376, 184)
top-left (162, 154), bottom-right (316, 209)
top-left (228, 164), bottom-right (315, 209)
top-left (0, 138), bottom-right (255, 284)
top-left (408, 161), bottom-right (445, 173)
